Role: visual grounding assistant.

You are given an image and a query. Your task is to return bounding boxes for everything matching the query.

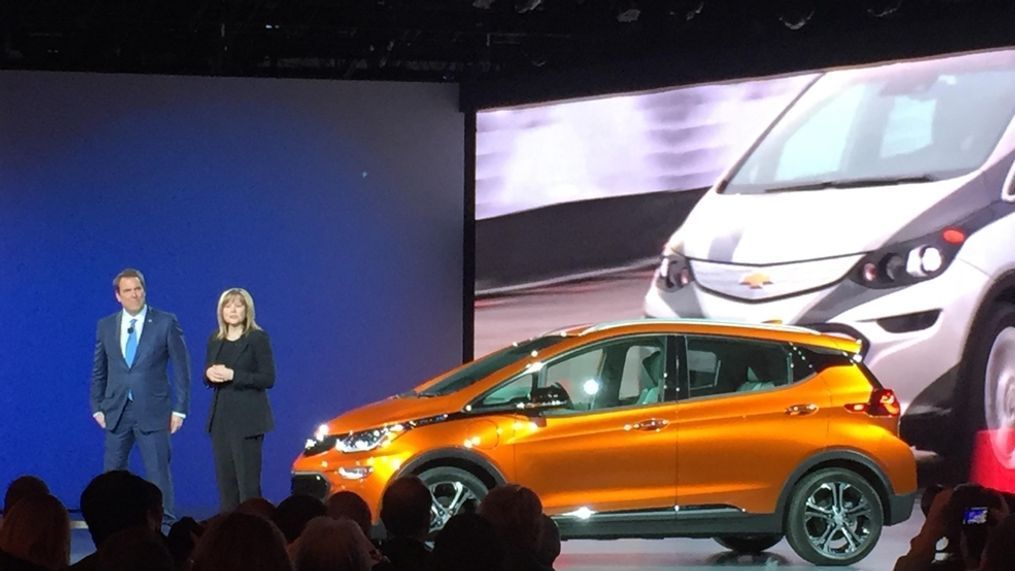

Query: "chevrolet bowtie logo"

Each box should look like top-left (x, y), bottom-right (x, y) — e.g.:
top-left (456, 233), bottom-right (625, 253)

top-left (740, 271), bottom-right (773, 289)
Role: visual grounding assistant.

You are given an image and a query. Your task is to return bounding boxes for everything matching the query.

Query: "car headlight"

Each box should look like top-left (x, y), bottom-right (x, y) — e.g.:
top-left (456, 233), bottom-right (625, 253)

top-left (303, 415), bottom-right (449, 457)
top-left (335, 424), bottom-right (407, 453)
top-left (655, 253), bottom-right (694, 291)
top-left (851, 226), bottom-right (966, 289)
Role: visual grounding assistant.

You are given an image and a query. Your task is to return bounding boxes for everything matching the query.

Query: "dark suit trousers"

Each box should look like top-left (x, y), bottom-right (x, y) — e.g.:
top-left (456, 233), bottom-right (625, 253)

top-left (211, 424), bottom-right (264, 512)
top-left (103, 401), bottom-right (175, 524)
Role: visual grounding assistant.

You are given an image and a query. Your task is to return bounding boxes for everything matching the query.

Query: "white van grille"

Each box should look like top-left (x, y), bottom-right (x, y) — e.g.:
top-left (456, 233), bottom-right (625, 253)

top-left (690, 255), bottom-right (862, 301)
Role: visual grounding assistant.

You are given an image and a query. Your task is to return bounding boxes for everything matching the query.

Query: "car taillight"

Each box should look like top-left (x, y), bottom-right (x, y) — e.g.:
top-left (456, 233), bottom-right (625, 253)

top-left (846, 388), bottom-right (900, 417)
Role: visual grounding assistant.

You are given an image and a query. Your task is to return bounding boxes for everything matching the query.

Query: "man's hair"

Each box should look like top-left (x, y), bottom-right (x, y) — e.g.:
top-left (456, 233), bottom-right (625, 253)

top-left (235, 497), bottom-right (277, 520)
top-left (271, 494), bottom-right (326, 543)
top-left (3, 475), bottom-right (49, 515)
top-left (292, 517), bottom-right (373, 571)
top-left (167, 517), bottom-right (205, 568)
top-left (98, 526), bottom-right (174, 571)
top-left (0, 493), bottom-right (71, 570)
top-left (430, 513), bottom-right (505, 571)
top-left (380, 476), bottom-right (432, 538)
top-left (327, 491), bottom-right (373, 538)
top-left (535, 513), bottom-right (561, 566)
top-left (191, 512), bottom-right (292, 571)
top-left (477, 484), bottom-right (543, 550)
top-left (113, 268), bottom-right (146, 292)
top-left (79, 471), bottom-right (152, 548)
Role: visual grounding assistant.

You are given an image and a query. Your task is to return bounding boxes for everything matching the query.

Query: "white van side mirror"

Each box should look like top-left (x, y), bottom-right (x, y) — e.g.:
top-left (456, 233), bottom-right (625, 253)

top-left (1004, 158), bottom-right (1015, 203)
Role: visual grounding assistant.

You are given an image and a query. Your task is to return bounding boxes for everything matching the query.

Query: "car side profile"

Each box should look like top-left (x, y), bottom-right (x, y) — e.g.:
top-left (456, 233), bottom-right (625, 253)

top-left (292, 319), bottom-right (915, 566)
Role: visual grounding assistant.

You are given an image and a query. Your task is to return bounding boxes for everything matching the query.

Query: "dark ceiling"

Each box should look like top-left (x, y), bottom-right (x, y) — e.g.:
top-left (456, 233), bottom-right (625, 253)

top-left (4, 0), bottom-right (1014, 107)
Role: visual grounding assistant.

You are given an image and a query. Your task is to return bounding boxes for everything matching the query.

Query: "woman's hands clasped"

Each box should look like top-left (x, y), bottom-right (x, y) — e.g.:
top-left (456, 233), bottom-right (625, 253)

top-left (206, 364), bottom-right (235, 384)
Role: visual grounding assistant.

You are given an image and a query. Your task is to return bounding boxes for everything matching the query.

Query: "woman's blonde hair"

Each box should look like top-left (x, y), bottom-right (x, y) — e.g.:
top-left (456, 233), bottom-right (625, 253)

top-left (216, 288), bottom-right (262, 339)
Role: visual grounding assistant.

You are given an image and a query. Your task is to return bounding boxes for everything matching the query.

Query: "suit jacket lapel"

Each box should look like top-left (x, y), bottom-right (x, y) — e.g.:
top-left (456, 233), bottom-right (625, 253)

top-left (209, 338), bottom-right (225, 365)
top-left (113, 313), bottom-right (130, 368)
top-left (131, 308), bottom-right (158, 369)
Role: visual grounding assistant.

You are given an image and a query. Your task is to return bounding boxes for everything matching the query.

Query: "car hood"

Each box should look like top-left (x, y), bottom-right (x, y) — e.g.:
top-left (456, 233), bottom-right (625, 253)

top-left (676, 180), bottom-right (960, 264)
top-left (321, 393), bottom-right (462, 434)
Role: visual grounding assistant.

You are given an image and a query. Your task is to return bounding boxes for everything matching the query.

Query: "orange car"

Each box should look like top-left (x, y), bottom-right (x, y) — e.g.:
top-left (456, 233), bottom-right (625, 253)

top-left (292, 319), bottom-right (916, 565)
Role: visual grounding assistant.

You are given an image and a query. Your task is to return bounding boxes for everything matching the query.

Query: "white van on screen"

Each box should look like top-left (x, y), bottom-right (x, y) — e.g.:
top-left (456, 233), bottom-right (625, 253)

top-left (644, 49), bottom-right (1015, 469)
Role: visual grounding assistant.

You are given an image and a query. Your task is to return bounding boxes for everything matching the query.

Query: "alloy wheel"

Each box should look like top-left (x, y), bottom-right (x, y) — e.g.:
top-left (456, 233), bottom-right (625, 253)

top-left (800, 481), bottom-right (876, 559)
top-left (984, 326), bottom-right (1015, 469)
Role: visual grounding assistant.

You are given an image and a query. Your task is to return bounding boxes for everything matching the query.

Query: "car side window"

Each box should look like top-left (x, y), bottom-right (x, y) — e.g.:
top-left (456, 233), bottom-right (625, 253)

top-left (543, 337), bottom-right (668, 414)
top-left (684, 336), bottom-right (816, 399)
top-left (474, 336), bottom-right (671, 413)
top-left (477, 373), bottom-right (535, 408)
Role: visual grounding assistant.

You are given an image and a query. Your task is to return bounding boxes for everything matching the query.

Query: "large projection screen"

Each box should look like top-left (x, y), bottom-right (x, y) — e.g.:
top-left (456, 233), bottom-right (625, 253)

top-left (474, 49), bottom-right (1015, 489)
top-left (0, 71), bottom-right (464, 509)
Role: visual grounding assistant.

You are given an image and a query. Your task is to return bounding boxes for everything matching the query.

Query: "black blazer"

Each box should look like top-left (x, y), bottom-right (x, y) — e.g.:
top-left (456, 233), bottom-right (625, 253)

top-left (204, 329), bottom-right (276, 437)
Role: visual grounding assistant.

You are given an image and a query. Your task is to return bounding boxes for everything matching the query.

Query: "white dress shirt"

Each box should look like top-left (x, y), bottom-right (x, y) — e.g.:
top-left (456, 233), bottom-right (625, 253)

top-left (120, 305), bottom-right (148, 358)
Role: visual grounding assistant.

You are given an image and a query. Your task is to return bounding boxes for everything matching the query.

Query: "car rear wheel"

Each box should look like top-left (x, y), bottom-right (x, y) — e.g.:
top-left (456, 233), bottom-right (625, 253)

top-left (966, 303), bottom-right (1015, 470)
top-left (714, 534), bottom-right (782, 554)
top-left (784, 468), bottom-right (883, 566)
top-left (417, 466), bottom-right (488, 532)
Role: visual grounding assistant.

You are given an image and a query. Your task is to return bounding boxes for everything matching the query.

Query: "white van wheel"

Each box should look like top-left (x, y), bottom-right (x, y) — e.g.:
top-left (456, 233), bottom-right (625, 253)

top-left (966, 304), bottom-right (1015, 470)
top-left (983, 317), bottom-right (1015, 469)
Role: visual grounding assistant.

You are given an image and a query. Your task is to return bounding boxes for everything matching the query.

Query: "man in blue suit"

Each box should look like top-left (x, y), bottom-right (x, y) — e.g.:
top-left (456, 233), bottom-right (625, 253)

top-left (90, 268), bottom-right (191, 525)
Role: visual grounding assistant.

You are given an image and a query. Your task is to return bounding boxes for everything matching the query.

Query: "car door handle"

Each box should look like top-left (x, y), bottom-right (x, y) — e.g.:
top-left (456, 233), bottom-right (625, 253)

top-left (785, 404), bottom-right (819, 416)
top-left (627, 418), bottom-right (669, 431)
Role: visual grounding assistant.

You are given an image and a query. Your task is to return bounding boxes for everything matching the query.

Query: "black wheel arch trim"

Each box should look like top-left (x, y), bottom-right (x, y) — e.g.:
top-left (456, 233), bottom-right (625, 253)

top-left (393, 447), bottom-right (507, 490)
top-left (774, 448), bottom-right (903, 525)
top-left (959, 269), bottom-right (1015, 376)
top-left (965, 269), bottom-right (1015, 339)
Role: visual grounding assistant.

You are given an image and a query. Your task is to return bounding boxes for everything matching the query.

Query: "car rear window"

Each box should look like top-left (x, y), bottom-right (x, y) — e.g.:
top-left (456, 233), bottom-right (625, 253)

top-left (684, 336), bottom-right (854, 398)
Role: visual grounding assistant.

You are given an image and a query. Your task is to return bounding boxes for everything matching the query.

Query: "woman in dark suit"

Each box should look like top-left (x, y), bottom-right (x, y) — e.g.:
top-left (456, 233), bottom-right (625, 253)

top-left (205, 287), bottom-right (276, 512)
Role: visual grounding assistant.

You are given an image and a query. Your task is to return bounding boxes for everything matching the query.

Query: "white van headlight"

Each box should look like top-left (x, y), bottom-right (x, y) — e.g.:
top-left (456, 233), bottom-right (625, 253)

top-left (656, 254), bottom-right (694, 290)
top-left (854, 226), bottom-right (966, 288)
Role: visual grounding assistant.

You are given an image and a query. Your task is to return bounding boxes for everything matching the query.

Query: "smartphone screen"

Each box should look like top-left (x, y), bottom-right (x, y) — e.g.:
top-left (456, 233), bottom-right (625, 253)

top-left (963, 506), bottom-right (988, 525)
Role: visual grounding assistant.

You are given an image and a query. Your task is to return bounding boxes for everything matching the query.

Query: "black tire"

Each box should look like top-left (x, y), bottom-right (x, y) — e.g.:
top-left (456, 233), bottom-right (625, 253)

top-left (417, 466), bottom-right (489, 533)
top-left (960, 303), bottom-right (1015, 475)
top-left (714, 534), bottom-right (782, 553)
top-left (784, 468), bottom-right (883, 566)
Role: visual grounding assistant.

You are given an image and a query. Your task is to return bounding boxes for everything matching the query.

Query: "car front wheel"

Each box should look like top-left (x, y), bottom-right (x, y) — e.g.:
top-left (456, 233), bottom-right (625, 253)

top-left (784, 468), bottom-right (883, 566)
top-left (417, 466), bottom-right (489, 533)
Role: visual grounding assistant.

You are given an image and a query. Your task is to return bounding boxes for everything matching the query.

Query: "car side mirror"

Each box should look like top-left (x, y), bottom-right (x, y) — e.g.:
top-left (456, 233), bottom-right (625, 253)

top-left (527, 384), bottom-right (571, 411)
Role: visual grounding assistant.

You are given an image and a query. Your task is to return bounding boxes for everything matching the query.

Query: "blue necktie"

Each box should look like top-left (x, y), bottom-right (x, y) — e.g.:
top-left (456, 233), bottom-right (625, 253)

top-left (125, 318), bottom-right (138, 367)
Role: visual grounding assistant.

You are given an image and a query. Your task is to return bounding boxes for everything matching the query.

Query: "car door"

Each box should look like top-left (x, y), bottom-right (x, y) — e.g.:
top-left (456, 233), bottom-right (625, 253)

top-left (675, 335), bottom-right (832, 514)
top-left (487, 335), bottom-right (677, 516)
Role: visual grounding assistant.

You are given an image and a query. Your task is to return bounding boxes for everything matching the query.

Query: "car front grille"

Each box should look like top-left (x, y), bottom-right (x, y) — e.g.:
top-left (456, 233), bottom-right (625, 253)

top-left (291, 473), bottom-right (331, 501)
top-left (691, 254), bottom-right (861, 301)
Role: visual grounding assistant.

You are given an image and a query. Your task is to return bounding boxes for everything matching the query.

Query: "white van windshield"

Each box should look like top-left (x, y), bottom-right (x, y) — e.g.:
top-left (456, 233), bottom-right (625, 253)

top-left (724, 51), bottom-right (1015, 195)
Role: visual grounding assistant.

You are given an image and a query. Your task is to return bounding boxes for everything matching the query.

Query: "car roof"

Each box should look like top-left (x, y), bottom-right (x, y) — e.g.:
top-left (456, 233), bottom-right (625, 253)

top-left (543, 318), bottom-right (862, 354)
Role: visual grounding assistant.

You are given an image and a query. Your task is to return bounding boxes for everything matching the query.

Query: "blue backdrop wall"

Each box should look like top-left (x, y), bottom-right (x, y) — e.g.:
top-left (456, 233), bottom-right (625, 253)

top-left (0, 71), bottom-right (465, 511)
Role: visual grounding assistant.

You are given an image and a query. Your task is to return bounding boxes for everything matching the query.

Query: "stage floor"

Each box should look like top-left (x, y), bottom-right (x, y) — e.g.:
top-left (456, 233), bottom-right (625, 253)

top-left (553, 511), bottom-right (920, 570)
top-left (71, 503), bottom-right (923, 570)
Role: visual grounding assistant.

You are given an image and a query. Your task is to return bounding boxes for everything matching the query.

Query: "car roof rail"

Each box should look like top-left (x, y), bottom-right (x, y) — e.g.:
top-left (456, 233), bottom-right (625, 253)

top-left (579, 318), bottom-right (822, 336)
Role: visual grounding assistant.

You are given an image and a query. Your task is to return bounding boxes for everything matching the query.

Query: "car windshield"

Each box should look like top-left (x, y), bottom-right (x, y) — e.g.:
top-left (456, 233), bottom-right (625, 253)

top-left (416, 335), bottom-right (568, 397)
top-left (723, 50), bottom-right (1015, 195)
